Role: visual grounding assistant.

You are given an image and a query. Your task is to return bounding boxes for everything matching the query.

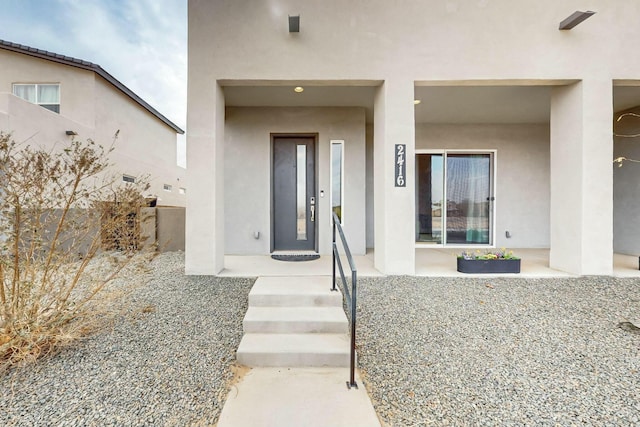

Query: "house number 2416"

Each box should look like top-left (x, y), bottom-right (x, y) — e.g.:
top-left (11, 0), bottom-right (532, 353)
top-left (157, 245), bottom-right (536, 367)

top-left (395, 144), bottom-right (406, 187)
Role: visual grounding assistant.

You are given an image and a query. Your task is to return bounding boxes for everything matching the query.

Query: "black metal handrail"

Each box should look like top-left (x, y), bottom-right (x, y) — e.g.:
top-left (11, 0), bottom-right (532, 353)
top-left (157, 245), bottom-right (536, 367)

top-left (332, 211), bottom-right (358, 389)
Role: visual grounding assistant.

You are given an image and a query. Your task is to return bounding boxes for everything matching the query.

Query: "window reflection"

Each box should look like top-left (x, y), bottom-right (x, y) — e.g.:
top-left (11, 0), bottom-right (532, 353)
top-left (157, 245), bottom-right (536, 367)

top-left (331, 142), bottom-right (343, 223)
top-left (415, 154), bottom-right (443, 243)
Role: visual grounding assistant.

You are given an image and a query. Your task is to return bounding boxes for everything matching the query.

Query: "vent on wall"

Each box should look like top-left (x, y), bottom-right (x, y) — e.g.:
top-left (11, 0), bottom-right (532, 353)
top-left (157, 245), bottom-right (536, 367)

top-left (289, 15), bottom-right (300, 32)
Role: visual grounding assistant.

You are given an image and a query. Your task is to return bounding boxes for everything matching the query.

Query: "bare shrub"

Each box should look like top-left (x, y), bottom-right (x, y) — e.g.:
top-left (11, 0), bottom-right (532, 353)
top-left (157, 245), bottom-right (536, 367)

top-left (0, 132), bottom-right (152, 371)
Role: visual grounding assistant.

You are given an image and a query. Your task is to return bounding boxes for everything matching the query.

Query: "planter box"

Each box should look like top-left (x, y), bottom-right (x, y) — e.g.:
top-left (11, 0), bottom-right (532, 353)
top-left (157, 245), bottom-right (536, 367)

top-left (457, 257), bottom-right (521, 274)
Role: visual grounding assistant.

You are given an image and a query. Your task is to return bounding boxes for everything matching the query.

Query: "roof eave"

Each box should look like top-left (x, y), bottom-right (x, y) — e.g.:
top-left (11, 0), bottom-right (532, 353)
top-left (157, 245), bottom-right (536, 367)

top-left (0, 39), bottom-right (184, 135)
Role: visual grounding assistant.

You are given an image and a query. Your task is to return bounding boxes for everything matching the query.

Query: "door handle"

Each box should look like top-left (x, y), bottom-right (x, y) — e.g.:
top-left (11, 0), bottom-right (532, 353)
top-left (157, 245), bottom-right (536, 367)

top-left (310, 197), bottom-right (315, 222)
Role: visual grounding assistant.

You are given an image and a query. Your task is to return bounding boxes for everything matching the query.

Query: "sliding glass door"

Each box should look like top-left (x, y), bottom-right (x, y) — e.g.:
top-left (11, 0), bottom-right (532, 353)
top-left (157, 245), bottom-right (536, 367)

top-left (416, 151), bottom-right (494, 245)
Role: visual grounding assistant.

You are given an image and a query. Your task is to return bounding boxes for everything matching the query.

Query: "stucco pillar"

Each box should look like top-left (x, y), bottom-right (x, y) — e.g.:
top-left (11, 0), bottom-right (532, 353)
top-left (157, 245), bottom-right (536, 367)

top-left (373, 79), bottom-right (416, 274)
top-left (185, 82), bottom-right (225, 274)
top-left (550, 80), bottom-right (613, 275)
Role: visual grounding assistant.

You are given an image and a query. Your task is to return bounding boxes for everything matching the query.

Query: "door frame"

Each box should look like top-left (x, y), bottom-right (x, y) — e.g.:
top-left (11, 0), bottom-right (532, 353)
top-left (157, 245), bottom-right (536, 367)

top-left (270, 133), bottom-right (319, 253)
top-left (415, 149), bottom-right (497, 248)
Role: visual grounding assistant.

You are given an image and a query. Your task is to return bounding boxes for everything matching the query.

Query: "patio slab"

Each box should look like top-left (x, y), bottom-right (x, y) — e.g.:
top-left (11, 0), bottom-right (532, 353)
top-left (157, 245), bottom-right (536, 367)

top-left (216, 367), bottom-right (381, 427)
top-left (219, 249), bottom-right (640, 278)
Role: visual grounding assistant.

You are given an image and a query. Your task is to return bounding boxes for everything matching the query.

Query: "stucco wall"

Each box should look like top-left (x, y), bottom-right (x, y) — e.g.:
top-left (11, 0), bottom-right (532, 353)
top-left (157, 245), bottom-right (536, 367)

top-left (94, 78), bottom-right (186, 207)
top-left (614, 108), bottom-right (640, 255)
top-left (157, 207), bottom-right (186, 252)
top-left (0, 50), bottom-right (96, 128)
top-left (415, 124), bottom-right (550, 248)
top-left (190, 0), bottom-right (640, 82)
top-left (187, 0), bottom-right (633, 275)
top-left (224, 107), bottom-right (366, 255)
top-left (0, 93), bottom-right (93, 145)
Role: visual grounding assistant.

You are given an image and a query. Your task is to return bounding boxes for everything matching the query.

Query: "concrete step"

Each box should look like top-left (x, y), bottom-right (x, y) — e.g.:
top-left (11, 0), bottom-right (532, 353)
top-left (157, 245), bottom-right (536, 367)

top-left (243, 306), bottom-right (348, 334)
top-left (248, 276), bottom-right (341, 307)
top-left (237, 333), bottom-right (351, 367)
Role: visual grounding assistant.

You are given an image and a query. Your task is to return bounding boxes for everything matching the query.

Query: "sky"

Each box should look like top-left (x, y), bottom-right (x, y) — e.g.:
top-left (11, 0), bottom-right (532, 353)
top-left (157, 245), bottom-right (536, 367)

top-left (0, 0), bottom-right (188, 166)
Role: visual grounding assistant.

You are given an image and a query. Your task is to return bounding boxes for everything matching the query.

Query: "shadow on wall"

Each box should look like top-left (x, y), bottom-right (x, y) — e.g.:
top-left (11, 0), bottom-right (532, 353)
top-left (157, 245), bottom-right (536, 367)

top-left (29, 206), bottom-right (186, 256)
top-left (156, 207), bottom-right (186, 252)
top-left (110, 206), bottom-right (185, 253)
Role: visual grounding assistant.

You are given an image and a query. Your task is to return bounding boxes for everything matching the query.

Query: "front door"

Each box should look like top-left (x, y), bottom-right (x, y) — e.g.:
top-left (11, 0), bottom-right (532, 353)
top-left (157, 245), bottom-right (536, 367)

top-left (272, 136), bottom-right (316, 251)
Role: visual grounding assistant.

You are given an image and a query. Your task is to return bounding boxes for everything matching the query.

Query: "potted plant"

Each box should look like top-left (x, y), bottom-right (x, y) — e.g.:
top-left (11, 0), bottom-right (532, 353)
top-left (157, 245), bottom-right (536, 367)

top-left (457, 249), bottom-right (521, 274)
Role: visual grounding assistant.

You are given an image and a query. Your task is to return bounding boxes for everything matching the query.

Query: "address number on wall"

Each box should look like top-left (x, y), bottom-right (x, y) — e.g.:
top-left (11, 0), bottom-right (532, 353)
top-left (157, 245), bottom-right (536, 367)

top-left (395, 144), bottom-right (406, 187)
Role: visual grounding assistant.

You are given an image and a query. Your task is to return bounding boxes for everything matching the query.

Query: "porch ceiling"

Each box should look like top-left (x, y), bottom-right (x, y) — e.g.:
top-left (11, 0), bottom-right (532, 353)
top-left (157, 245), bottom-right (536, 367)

top-left (414, 86), bottom-right (550, 124)
top-left (613, 86), bottom-right (640, 113)
top-left (223, 85), bottom-right (377, 121)
top-left (222, 84), bottom-right (640, 124)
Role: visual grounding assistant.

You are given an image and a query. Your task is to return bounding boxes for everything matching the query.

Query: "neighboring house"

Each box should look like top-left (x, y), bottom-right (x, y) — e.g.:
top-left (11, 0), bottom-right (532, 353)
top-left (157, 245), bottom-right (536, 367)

top-left (0, 39), bottom-right (186, 207)
top-left (186, 1), bottom-right (640, 276)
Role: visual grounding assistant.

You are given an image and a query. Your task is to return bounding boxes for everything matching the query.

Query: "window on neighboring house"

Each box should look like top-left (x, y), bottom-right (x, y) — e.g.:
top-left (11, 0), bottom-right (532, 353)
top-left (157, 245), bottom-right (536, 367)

top-left (122, 175), bottom-right (136, 183)
top-left (179, 187), bottom-right (186, 195)
top-left (163, 184), bottom-right (172, 191)
top-left (12, 83), bottom-right (60, 113)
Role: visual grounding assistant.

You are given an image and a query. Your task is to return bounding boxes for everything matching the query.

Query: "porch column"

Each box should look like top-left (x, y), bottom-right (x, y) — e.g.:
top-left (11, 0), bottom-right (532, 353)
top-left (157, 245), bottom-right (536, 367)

top-left (185, 81), bottom-right (225, 274)
top-left (550, 80), bottom-right (613, 275)
top-left (373, 79), bottom-right (416, 274)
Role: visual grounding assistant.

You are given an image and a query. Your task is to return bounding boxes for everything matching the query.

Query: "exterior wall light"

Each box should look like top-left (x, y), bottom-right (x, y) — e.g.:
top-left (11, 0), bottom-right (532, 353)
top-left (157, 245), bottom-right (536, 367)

top-left (294, 86), bottom-right (304, 93)
top-left (414, 99), bottom-right (421, 105)
top-left (65, 130), bottom-right (77, 136)
top-left (559, 10), bottom-right (595, 30)
top-left (289, 15), bottom-right (300, 33)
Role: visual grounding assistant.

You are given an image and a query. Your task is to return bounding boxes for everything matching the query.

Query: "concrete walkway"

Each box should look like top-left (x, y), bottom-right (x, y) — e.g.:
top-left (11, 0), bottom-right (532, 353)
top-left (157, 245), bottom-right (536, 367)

top-left (216, 367), bottom-right (381, 427)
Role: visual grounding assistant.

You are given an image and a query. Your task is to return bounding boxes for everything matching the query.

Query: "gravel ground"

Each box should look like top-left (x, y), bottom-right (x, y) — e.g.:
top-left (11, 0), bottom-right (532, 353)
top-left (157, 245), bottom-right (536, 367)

top-left (3, 256), bottom-right (639, 427)
top-left (0, 252), bottom-right (255, 427)
top-left (357, 276), bottom-right (640, 426)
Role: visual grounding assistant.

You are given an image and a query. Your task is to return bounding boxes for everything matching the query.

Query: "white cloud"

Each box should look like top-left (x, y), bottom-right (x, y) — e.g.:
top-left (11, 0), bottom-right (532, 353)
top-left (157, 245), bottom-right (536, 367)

top-left (62, 0), bottom-right (186, 124)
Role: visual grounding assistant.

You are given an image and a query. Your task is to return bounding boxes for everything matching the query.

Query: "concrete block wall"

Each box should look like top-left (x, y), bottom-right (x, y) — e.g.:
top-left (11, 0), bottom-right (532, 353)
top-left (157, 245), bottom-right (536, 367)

top-left (156, 207), bottom-right (186, 252)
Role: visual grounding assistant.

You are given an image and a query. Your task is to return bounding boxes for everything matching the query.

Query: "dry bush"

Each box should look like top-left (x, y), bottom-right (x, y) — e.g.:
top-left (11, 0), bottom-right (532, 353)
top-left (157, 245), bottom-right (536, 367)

top-left (0, 132), bottom-right (153, 372)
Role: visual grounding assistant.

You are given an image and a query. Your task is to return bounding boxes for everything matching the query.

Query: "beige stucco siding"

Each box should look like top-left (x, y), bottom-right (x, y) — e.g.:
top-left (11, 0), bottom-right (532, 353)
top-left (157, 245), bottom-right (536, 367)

top-left (191, 0), bottom-right (640, 82)
top-left (224, 107), bottom-right (366, 255)
top-left (0, 93), bottom-right (93, 146)
top-left (94, 77), bottom-right (185, 207)
top-left (187, 0), bottom-right (640, 275)
top-left (0, 49), bottom-right (96, 128)
top-left (0, 50), bottom-right (185, 207)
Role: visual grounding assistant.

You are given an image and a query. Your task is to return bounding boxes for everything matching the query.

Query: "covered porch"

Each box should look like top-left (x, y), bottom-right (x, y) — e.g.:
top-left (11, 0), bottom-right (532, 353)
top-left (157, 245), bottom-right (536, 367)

top-left (218, 249), bottom-right (640, 278)
top-left (187, 79), bottom-right (640, 277)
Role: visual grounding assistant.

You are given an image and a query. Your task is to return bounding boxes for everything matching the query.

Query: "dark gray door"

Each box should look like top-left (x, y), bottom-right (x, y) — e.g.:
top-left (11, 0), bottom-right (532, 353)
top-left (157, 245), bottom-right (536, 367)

top-left (273, 137), bottom-right (316, 251)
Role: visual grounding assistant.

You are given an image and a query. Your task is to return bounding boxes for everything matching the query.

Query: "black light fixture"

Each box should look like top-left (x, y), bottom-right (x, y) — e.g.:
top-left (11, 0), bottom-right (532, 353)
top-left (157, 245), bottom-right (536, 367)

top-left (289, 15), bottom-right (300, 33)
top-left (559, 10), bottom-right (595, 30)
top-left (65, 130), bottom-right (77, 136)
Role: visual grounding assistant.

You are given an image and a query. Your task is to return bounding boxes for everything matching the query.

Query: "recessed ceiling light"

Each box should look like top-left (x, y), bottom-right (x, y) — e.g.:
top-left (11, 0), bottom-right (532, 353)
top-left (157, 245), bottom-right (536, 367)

top-left (294, 86), bottom-right (304, 93)
top-left (414, 99), bottom-right (421, 105)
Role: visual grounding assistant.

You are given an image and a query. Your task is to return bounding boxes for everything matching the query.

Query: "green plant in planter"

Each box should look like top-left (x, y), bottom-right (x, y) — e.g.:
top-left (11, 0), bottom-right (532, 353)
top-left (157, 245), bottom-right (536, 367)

top-left (457, 249), bottom-right (521, 274)
top-left (458, 249), bottom-right (520, 261)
